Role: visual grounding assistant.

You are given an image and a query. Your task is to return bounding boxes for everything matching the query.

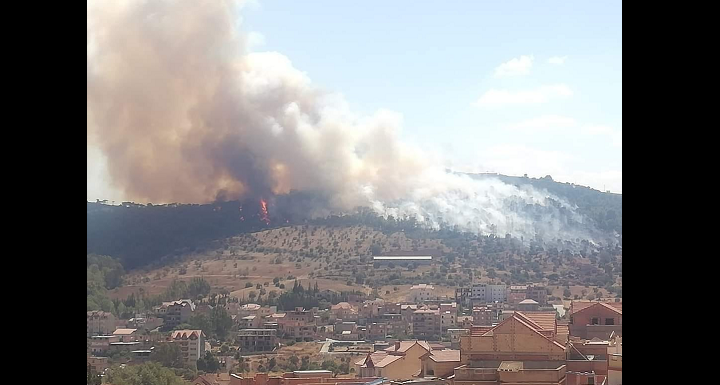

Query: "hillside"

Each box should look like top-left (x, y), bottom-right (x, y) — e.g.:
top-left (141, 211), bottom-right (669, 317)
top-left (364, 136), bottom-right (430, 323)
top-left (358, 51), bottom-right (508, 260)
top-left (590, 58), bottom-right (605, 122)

top-left (108, 224), bottom-right (621, 306)
top-left (467, 173), bottom-right (622, 234)
top-left (88, 174), bottom-right (622, 271)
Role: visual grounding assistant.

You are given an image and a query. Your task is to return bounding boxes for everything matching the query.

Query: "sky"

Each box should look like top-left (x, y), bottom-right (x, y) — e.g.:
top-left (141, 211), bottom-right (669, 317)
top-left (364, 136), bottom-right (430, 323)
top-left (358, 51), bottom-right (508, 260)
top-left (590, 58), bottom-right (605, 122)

top-left (87, 0), bottom-right (622, 202)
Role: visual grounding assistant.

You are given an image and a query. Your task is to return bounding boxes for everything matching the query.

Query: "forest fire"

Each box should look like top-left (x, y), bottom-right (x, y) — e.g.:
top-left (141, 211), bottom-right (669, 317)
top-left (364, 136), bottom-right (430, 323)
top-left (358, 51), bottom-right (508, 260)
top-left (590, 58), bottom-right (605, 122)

top-left (259, 199), bottom-right (270, 225)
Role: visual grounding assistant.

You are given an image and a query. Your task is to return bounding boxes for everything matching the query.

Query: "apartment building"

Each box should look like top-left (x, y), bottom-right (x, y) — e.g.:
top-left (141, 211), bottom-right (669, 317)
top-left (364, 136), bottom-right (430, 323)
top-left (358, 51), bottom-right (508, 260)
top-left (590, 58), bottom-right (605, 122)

top-left (278, 308), bottom-right (317, 340)
top-left (160, 300), bottom-right (195, 330)
top-left (237, 329), bottom-right (277, 353)
top-left (412, 309), bottom-right (441, 339)
top-left (171, 330), bottom-right (206, 367)
top-left (470, 283), bottom-right (507, 303)
top-left (408, 284), bottom-right (436, 302)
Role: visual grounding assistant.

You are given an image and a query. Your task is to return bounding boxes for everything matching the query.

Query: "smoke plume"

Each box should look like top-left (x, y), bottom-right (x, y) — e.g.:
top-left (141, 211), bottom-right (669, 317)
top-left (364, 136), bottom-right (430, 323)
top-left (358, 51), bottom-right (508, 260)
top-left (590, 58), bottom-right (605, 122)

top-left (87, 0), bottom-right (599, 241)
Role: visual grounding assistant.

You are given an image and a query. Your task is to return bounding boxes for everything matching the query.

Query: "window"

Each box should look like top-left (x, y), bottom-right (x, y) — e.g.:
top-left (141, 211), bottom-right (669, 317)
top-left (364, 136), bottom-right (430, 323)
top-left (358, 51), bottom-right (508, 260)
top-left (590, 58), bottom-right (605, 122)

top-left (591, 318), bottom-right (599, 325)
top-left (605, 318), bottom-right (614, 325)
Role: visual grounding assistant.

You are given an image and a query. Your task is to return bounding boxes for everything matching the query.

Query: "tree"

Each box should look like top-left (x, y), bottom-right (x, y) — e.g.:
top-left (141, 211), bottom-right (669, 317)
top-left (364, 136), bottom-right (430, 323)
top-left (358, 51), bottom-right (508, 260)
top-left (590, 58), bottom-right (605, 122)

top-left (288, 355), bottom-right (299, 370)
top-left (249, 291), bottom-right (257, 300)
top-left (211, 307), bottom-right (234, 340)
top-left (106, 362), bottom-right (185, 385)
top-left (563, 288), bottom-right (572, 298)
top-left (154, 343), bottom-right (184, 368)
top-left (197, 352), bottom-right (220, 373)
top-left (189, 313), bottom-right (211, 333)
top-left (268, 357), bottom-right (277, 371)
top-left (187, 277), bottom-right (211, 298)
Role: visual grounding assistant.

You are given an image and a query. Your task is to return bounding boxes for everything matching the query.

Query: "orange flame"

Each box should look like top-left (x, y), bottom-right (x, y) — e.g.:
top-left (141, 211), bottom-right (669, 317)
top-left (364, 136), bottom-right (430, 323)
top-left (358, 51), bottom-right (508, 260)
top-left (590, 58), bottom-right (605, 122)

top-left (259, 199), bottom-right (270, 225)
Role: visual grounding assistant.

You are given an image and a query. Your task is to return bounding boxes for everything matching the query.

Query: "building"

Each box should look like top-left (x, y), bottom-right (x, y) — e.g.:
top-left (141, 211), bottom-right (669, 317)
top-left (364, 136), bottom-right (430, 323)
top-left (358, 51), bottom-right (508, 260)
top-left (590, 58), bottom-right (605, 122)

top-left (454, 287), bottom-right (472, 305)
top-left (507, 285), bottom-right (528, 305)
top-left (470, 283), bottom-right (507, 303)
top-left (366, 322), bottom-right (389, 341)
top-left (607, 354), bottom-right (622, 385)
top-left (171, 329), bottom-right (206, 367)
top-left (161, 300), bottom-right (196, 329)
top-left (355, 340), bottom-right (432, 379)
top-left (566, 337), bottom-right (610, 384)
top-left (278, 308), bottom-right (317, 340)
top-left (89, 335), bottom-right (119, 355)
top-left (526, 285), bottom-right (548, 305)
top-left (456, 316), bottom-right (473, 329)
top-left (87, 355), bottom-right (109, 375)
top-left (381, 313), bottom-right (409, 338)
top-left (87, 311), bottom-right (116, 337)
top-left (360, 299), bottom-right (385, 322)
top-left (408, 284), bottom-right (436, 302)
top-left (517, 299), bottom-right (540, 312)
top-left (453, 312), bottom-right (568, 385)
top-left (412, 309), bottom-right (441, 340)
top-left (420, 349), bottom-right (461, 378)
top-left (440, 311), bottom-right (456, 331)
top-left (112, 328), bottom-right (138, 342)
top-left (439, 303), bottom-right (457, 313)
top-left (237, 329), bottom-right (277, 353)
top-left (472, 304), bottom-right (502, 326)
top-left (238, 315), bottom-right (263, 329)
top-left (448, 329), bottom-right (468, 349)
top-left (330, 302), bottom-right (359, 321)
top-left (569, 301), bottom-right (622, 339)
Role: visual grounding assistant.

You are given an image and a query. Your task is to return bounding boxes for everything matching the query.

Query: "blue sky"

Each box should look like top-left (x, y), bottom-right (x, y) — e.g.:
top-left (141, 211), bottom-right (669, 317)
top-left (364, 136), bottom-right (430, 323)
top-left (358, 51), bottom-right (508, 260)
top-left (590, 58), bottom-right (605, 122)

top-left (241, 0), bottom-right (622, 192)
top-left (87, 0), bottom-right (621, 201)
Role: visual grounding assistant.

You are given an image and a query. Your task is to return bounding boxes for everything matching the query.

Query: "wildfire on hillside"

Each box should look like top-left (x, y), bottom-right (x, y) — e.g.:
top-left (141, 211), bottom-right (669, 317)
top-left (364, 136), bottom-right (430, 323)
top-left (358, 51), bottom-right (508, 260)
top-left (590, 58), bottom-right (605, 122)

top-left (259, 199), bottom-right (270, 225)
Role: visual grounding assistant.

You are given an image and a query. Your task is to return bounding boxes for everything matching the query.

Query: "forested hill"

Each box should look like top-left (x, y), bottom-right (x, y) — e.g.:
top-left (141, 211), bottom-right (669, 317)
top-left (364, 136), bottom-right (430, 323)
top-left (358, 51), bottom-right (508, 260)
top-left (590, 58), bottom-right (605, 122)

top-left (466, 173), bottom-right (622, 235)
top-left (88, 174), bottom-right (621, 269)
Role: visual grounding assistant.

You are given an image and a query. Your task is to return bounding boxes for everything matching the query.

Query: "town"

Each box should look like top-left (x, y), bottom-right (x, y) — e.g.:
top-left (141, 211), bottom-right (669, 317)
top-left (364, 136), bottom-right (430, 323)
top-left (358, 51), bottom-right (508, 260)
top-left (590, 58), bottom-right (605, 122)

top-left (88, 279), bottom-right (622, 385)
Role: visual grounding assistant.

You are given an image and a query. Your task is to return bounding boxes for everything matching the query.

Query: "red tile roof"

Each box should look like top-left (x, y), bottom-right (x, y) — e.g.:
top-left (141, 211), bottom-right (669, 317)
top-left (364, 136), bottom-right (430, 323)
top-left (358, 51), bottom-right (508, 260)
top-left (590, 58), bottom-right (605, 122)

top-left (516, 312), bottom-right (557, 333)
top-left (571, 301), bottom-right (622, 314)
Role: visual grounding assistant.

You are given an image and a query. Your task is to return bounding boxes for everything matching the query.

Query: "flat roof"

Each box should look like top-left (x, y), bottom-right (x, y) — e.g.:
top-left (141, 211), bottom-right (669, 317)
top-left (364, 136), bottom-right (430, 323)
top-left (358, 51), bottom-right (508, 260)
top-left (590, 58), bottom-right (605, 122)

top-left (373, 256), bottom-right (432, 260)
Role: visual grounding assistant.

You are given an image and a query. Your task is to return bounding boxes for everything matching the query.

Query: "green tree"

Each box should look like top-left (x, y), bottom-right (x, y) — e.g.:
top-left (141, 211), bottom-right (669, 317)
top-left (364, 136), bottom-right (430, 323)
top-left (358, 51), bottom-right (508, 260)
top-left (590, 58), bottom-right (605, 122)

top-left (211, 306), bottom-right (234, 340)
top-left (106, 362), bottom-right (185, 385)
top-left (154, 343), bottom-right (184, 368)
top-left (197, 351), bottom-right (220, 373)
top-left (187, 277), bottom-right (211, 298)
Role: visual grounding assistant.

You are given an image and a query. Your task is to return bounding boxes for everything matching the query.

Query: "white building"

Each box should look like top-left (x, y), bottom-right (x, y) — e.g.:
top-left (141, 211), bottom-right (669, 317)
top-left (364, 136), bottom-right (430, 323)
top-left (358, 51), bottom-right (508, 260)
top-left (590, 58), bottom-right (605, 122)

top-left (408, 284), bottom-right (436, 302)
top-left (470, 283), bottom-right (507, 303)
top-left (171, 330), bottom-right (206, 366)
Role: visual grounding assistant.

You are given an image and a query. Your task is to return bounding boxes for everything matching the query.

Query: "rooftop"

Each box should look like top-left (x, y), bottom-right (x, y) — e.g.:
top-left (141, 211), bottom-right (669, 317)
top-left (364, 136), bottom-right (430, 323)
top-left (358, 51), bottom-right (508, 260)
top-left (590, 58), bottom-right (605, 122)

top-left (113, 328), bottom-right (138, 335)
top-left (518, 299), bottom-right (539, 305)
top-left (171, 330), bottom-right (204, 340)
top-left (428, 350), bottom-right (460, 363)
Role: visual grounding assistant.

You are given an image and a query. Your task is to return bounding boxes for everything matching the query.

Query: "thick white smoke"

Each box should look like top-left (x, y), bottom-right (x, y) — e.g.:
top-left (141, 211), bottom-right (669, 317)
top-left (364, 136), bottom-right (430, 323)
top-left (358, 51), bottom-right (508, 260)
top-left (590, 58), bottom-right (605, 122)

top-left (87, 0), bottom-right (596, 241)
